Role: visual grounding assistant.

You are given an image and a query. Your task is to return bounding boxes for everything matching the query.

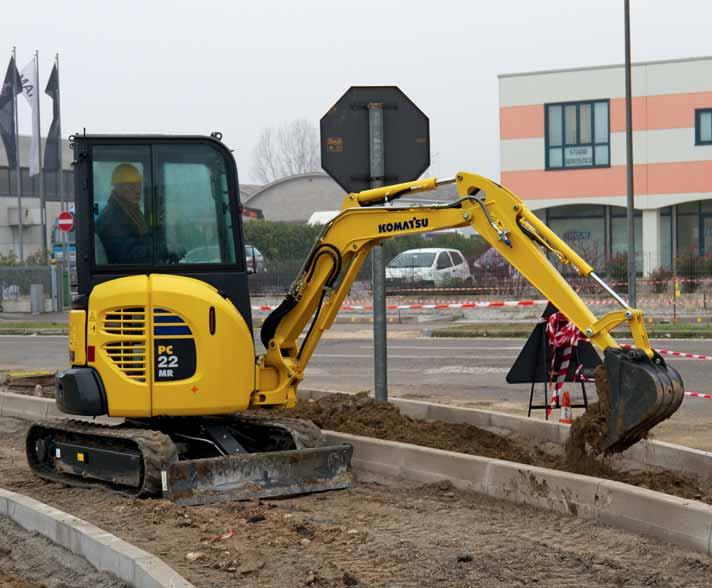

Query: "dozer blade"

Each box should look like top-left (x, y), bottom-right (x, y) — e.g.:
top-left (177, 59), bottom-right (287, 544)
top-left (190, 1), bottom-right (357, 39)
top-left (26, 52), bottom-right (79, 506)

top-left (165, 443), bottom-right (353, 506)
top-left (601, 347), bottom-right (684, 454)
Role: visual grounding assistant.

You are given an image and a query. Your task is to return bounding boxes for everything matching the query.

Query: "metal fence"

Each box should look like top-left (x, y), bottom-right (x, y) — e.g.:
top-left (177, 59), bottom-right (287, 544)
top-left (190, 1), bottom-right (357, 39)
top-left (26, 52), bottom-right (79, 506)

top-left (2, 258), bottom-right (710, 314)
top-left (247, 255), bottom-right (712, 317)
top-left (0, 265), bottom-right (65, 313)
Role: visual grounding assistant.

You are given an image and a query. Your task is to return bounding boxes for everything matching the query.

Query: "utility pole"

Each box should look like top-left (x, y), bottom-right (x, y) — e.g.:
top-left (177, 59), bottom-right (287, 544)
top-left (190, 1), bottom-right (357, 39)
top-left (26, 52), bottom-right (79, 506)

top-left (369, 102), bottom-right (388, 403)
top-left (624, 0), bottom-right (636, 307)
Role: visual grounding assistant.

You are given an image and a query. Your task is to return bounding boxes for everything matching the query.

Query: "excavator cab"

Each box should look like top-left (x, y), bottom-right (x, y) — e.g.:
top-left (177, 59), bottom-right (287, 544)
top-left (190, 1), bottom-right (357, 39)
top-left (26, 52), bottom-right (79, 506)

top-left (73, 134), bottom-right (253, 326)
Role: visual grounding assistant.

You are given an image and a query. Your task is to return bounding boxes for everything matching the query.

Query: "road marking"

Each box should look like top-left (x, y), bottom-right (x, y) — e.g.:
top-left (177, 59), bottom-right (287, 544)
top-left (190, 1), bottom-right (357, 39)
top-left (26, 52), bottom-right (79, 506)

top-left (425, 366), bottom-right (510, 375)
top-left (360, 345), bottom-right (524, 351)
top-left (313, 353), bottom-right (517, 360)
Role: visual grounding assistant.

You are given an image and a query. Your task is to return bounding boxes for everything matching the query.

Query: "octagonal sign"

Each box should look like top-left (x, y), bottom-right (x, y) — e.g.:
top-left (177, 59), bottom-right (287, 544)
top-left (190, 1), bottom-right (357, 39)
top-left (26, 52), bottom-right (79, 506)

top-left (320, 86), bottom-right (430, 193)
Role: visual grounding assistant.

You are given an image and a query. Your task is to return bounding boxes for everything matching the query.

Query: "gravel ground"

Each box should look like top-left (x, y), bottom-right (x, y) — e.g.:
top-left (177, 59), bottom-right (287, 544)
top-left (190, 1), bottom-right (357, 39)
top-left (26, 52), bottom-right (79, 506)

top-left (2, 416), bottom-right (712, 587)
top-left (0, 516), bottom-right (128, 588)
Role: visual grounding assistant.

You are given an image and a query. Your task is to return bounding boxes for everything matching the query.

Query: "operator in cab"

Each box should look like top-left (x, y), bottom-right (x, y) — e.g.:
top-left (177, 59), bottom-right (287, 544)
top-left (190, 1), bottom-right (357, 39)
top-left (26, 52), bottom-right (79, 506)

top-left (95, 163), bottom-right (151, 264)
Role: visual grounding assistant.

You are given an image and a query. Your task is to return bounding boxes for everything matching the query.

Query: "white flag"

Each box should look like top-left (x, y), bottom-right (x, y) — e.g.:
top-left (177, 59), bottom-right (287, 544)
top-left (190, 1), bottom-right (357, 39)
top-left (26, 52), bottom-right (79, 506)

top-left (20, 58), bottom-right (40, 176)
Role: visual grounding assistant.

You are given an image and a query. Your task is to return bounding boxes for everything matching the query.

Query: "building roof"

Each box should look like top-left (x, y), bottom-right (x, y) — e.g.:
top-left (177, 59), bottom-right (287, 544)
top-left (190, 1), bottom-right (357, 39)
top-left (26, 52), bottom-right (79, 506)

top-left (499, 54), bottom-right (712, 79)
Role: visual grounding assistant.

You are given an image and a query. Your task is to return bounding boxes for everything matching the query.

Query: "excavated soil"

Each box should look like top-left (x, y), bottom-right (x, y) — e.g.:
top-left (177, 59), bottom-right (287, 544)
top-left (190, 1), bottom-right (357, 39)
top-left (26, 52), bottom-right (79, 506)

top-left (1, 417), bottom-right (712, 587)
top-left (268, 392), bottom-right (712, 504)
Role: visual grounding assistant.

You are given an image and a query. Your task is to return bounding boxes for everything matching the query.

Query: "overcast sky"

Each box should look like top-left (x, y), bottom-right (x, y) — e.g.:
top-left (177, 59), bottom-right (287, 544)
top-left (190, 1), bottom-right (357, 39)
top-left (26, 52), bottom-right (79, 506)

top-left (8, 0), bottom-right (712, 184)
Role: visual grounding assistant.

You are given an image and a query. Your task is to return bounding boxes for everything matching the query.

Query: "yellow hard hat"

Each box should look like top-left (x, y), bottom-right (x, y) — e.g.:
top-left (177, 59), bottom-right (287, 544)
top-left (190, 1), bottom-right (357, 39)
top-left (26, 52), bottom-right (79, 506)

top-left (111, 163), bottom-right (142, 185)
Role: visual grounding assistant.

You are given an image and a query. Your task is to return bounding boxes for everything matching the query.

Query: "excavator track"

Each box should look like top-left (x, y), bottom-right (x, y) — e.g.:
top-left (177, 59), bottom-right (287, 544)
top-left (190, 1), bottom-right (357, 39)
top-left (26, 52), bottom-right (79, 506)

top-left (26, 420), bottom-right (178, 497)
top-left (25, 415), bottom-right (352, 504)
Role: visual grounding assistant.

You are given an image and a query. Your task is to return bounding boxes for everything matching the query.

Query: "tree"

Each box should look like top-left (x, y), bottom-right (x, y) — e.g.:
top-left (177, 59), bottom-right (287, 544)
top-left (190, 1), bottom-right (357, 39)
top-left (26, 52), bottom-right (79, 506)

top-left (252, 118), bottom-right (321, 184)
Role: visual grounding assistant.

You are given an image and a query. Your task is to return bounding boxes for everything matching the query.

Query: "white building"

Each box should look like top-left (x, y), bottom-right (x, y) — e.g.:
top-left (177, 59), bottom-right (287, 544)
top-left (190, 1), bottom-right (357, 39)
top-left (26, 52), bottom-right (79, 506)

top-left (499, 56), bottom-right (712, 274)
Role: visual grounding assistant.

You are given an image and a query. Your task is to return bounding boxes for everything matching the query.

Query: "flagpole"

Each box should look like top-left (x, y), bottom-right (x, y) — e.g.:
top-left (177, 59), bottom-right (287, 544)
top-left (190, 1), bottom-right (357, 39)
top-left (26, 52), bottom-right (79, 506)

top-left (11, 47), bottom-right (23, 262)
top-left (34, 50), bottom-right (47, 261)
top-left (56, 53), bottom-right (63, 213)
top-left (56, 53), bottom-right (69, 308)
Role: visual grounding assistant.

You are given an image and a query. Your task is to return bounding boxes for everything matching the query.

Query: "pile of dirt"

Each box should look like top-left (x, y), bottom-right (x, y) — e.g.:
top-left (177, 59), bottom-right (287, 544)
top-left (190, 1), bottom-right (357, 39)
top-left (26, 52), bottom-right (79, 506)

top-left (564, 365), bottom-right (613, 476)
top-left (271, 392), bottom-right (550, 467)
top-left (269, 392), bottom-right (712, 504)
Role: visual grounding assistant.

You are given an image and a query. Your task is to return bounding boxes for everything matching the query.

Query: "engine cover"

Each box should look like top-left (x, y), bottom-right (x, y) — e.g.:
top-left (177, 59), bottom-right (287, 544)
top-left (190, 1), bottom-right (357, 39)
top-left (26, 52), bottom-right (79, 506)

top-left (84, 274), bottom-right (255, 418)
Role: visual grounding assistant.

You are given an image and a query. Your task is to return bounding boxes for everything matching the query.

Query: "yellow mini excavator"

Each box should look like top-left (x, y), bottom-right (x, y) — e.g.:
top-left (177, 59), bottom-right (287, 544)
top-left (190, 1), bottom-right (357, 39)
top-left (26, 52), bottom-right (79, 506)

top-left (26, 133), bottom-right (683, 505)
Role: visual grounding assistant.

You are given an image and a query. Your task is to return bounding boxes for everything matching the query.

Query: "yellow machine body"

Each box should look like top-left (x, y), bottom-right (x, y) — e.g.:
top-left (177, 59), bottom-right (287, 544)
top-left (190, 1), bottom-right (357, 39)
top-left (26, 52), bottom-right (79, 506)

top-left (85, 274), bottom-right (254, 417)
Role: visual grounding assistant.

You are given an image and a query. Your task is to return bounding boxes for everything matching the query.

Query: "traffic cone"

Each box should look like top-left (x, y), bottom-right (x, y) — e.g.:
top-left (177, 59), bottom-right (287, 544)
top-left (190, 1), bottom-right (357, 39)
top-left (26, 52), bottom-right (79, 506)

top-left (559, 390), bottom-right (573, 425)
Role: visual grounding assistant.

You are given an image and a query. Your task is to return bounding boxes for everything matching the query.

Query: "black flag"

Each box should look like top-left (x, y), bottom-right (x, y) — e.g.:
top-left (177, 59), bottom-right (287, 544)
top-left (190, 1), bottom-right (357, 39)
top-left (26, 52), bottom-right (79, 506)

top-left (0, 57), bottom-right (22, 169)
top-left (43, 62), bottom-right (60, 173)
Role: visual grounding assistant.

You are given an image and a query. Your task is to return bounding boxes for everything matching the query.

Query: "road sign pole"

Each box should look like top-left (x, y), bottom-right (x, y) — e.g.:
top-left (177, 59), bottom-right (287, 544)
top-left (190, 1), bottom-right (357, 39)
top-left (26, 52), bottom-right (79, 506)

top-left (369, 102), bottom-right (388, 403)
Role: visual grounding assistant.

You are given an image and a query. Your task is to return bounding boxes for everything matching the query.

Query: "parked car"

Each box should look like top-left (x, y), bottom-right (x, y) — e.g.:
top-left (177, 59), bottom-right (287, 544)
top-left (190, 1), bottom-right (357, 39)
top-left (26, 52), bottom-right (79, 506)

top-left (245, 243), bottom-right (266, 274)
top-left (386, 248), bottom-right (472, 286)
top-left (179, 243), bottom-right (266, 273)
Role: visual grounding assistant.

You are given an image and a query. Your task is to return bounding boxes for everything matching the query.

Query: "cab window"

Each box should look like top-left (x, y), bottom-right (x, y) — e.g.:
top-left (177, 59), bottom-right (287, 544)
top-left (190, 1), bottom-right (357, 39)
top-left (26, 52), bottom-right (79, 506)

top-left (91, 143), bottom-right (237, 266)
top-left (92, 146), bottom-right (152, 266)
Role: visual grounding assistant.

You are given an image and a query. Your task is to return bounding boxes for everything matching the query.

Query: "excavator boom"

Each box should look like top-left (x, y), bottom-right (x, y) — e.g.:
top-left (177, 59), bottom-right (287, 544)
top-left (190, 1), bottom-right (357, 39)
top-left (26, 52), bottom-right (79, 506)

top-left (258, 172), bottom-right (684, 453)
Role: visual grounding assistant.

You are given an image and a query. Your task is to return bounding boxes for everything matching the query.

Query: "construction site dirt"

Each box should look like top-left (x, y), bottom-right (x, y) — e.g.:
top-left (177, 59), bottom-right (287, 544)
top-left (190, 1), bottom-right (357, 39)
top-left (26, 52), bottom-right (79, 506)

top-left (2, 416), bottom-right (712, 587)
top-left (272, 392), bottom-right (712, 503)
top-left (0, 515), bottom-right (128, 588)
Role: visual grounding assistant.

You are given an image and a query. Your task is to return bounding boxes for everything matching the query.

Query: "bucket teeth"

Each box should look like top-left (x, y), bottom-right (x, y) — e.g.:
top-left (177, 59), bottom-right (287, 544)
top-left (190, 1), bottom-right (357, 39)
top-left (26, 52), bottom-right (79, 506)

top-left (601, 347), bottom-right (684, 454)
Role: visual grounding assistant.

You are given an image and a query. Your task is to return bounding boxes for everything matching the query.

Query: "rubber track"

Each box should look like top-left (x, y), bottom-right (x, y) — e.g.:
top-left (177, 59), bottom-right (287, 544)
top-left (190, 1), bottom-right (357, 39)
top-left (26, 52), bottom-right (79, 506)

top-left (26, 420), bottom-right (178, 497)
top-left (27, 415), bottom-right (327, 498)
top-left (233, 413), bottom-right (325, 449)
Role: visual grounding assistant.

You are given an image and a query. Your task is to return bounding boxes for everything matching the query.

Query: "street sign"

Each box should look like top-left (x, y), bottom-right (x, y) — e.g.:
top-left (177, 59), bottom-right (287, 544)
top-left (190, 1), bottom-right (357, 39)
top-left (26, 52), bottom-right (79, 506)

top-left (58, 210), bottom-right (74, 232)
top-left (320, 86), bottom-right (430, 193)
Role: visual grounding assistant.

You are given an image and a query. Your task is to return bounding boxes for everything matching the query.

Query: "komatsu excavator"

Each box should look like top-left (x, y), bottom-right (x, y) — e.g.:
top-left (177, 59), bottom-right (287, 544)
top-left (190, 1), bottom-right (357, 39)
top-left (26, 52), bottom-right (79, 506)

top-left (26, 134), bottom-right (684, 505)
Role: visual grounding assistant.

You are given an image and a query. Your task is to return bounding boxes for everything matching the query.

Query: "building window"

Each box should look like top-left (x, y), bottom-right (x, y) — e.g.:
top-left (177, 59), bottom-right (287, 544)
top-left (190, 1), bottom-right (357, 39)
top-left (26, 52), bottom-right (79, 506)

top-left (696, 109), bottom-right (712, 145)
top-left (545, 204), bottom-right (606, 268)
top-left (545, 100), bottom-right (610, 170)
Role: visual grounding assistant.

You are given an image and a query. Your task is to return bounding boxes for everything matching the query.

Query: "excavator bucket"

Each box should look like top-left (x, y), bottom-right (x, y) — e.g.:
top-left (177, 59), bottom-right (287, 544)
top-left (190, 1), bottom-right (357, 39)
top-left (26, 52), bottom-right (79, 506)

top-left (165, 443), bottom-right (353, 506)
top-left (600, 347), bottom-right (684, 454)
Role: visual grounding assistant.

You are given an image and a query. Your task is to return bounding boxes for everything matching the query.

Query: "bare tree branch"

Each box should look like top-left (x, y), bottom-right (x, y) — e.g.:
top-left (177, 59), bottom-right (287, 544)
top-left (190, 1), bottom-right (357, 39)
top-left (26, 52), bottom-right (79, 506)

top-left (252, 118), bottom-right (320, 184)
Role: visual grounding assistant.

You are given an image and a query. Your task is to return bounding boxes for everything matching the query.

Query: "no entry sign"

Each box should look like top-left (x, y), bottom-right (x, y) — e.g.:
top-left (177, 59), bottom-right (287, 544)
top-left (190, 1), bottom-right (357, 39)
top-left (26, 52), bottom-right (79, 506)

top-left (58, 211), bottom-right (74, 232)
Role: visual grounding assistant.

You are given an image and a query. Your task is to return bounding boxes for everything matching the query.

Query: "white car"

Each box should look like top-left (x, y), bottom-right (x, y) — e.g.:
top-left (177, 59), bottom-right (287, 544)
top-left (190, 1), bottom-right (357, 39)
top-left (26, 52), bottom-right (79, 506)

top-left (386, 248), bottom-right (472, 286)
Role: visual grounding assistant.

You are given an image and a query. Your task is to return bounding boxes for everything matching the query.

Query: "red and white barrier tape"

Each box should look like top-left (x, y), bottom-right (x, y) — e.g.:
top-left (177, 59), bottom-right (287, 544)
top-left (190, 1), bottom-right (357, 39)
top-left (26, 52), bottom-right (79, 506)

top-left (252, 299), bottom-right (548, 312)
top-left (620, 343), bottom-right (712, 361)
top-left (686, 391), bottom-right (712, 400)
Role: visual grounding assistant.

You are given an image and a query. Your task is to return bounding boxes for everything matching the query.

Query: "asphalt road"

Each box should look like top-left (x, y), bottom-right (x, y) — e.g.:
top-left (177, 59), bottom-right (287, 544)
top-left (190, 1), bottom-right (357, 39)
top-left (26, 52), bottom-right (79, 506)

top-left (2, 328), bottom-right (712, 447)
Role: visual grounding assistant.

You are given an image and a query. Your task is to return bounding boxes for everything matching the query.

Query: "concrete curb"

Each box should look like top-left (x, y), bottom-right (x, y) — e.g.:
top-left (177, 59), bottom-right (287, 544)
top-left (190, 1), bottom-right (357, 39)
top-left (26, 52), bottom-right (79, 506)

top-left (5, 391), bottom-right (712, 555)
top-left (0, 488), bottom-right (194, 588)
top-left (325, 431), bottom-right (712, 555)
top-left (300, 388), bottom-right (712, 482)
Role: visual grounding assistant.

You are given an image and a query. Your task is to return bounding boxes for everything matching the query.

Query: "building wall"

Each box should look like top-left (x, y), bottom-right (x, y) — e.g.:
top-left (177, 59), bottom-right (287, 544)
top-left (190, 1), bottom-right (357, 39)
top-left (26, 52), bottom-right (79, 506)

top-left (499, 56), bottom-right (712, 273)
top-left (0, 136), bottom-right (73, 259)
top-left (243, 172), bottom-right (457, 223)
top-left (244, 173), bottom-right (344, 222)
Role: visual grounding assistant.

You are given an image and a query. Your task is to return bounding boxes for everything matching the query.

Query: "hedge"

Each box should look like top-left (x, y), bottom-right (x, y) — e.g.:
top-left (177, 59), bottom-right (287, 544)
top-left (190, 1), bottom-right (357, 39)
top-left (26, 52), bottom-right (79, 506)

top-left (243, 220), bottom-right (489, 265)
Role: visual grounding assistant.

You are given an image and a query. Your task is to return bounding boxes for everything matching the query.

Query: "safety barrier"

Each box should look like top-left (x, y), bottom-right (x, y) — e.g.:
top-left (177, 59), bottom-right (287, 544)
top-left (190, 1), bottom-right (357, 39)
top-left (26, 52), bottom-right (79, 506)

top-left (251, 299), bottom-right (548, 312)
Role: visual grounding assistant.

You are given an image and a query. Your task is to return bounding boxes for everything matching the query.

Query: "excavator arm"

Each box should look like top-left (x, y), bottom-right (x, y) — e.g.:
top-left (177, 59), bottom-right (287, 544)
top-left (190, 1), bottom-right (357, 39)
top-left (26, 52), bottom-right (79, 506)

top-left (256, 172), bottom-right (683, 453)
